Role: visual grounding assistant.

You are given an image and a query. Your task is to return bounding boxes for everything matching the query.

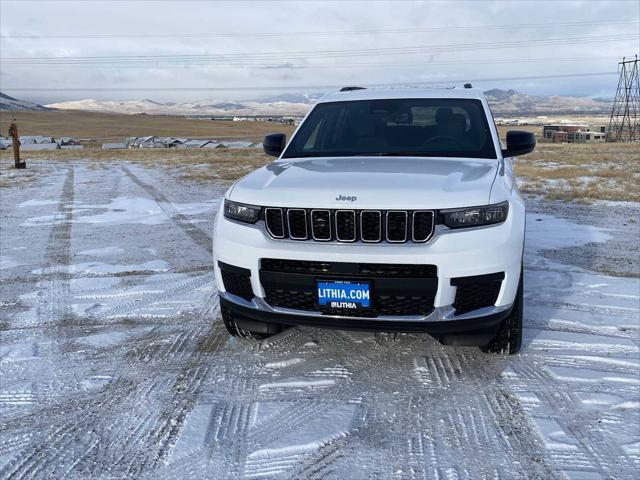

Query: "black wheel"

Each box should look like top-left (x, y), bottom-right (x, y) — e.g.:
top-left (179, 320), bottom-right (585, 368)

top-left (220, 302), bottom-right (274, 342)
top-left (220, 302), bottom-right (240, 337)
top-left (480, 267), bottom-right (523, 355)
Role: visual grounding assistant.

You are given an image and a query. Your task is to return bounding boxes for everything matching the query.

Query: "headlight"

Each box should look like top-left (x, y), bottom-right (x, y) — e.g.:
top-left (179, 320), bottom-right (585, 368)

top-left (223, 200), bottom-right (261, 224)
top-left (441, 201), bottom-right (509, 229)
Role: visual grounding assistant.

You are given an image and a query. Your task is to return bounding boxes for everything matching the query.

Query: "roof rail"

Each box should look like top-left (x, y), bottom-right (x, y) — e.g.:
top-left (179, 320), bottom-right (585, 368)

top-left (339, 86), bottom-right (367, 92)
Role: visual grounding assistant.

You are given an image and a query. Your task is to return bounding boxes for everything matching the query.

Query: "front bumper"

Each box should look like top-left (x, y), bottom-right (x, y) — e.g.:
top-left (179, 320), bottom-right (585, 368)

top-left (220, 292), bottom-right (512, 335)
top-left (213, 199), bottom-right (524, 330)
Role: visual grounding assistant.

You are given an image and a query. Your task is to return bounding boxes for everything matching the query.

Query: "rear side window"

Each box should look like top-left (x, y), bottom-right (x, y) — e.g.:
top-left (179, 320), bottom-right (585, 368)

top-left (283, 98), bottom-right (497, 159)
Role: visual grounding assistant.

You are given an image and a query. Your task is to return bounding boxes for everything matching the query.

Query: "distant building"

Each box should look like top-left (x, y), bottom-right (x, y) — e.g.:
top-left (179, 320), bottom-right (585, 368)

top-left (56, 137), bottom-right (83, 150)
top-left (102, 143), bottom-right (127, 149)
top-left (21, 143), bottom-right (59, 151)
top-left (568, 131), bottom-right (606, 143)
top-left (122, 136), bottom-right (258, 149)
top-left (20, 135), bottom-right (55, 145)
top-left (223, 140), bottom-right (256, 149)
top-left (199, 141), bottom-right (224, 148)
top-left (543, 124), bottom-right (587, 140)
top-left (543, 124), bottom-right (608, 143)
top-left (56, 137), bottom-right (80, 146)
top-left (162, 137), bottom-right (188, 148)
top-left (177, 139), bottom-right (220, 149)
top-left (138, 136), bottom-right (165, 148)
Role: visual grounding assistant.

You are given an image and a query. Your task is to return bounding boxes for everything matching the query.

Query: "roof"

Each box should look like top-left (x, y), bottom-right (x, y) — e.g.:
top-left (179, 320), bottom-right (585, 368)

top-left (317, 86), bottom-right (485, 104)
top-left (177, 139), bottom-right (219, 148)
top-left (20, 135), bottom-right (55, 144)
top-left (136, 135), bottom-right (157, 143)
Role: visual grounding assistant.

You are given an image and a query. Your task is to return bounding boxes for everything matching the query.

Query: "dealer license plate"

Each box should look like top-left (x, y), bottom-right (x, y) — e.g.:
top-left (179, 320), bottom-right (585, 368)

top-left (316, 280), bottom-right (371, 310)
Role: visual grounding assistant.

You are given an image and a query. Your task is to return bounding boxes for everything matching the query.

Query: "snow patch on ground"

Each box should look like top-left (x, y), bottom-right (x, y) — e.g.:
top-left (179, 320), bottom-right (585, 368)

top-left (0, 257), bottom-right (22, 270)
top-left (77, 246), bottom-right (125, 257)
top-left (530, 417), bottom-right (580, 452)
top-left (245, 403), bottom-right (357, 477)
top-left (76, 326), bottom-right (154, 348)
top-left (263, 357), bottom-right (305, 369)
top-left (21, 197), bottom-right (219, 227)
top-left (0, 342), bottom-right (39, 363)
top-left (547, 366), bottom-right (640, 385)
top-left (258, 377), bottom-right (336, 391)
top-left (16, 199), bottom-right (59, 208)
top-left (33, 259), bottom-right (170, 276)
top-left (168, 403), bottom-right (214, 463)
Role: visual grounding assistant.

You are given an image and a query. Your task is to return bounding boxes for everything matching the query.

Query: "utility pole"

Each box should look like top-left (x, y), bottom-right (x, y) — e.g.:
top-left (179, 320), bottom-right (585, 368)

top-left (607, 55), bottom-right (640, 142)
top-left (9, 121), bottom-right (25, 169)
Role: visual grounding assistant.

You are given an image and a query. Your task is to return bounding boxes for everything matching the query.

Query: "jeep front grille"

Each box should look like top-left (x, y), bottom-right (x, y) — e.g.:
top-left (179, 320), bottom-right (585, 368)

top-left (260, 259), bottom-right (437, 317)
top-left (263, 208), bottom-right (435, 243)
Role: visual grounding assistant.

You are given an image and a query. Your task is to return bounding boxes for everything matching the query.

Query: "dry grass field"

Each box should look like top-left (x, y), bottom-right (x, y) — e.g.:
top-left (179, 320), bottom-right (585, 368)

top-left (516, 142), bottom-right (639, 202)
top-left (0, 112), bottom-right (637, 202)
top-left (0, 110), bottom-right (296, 145)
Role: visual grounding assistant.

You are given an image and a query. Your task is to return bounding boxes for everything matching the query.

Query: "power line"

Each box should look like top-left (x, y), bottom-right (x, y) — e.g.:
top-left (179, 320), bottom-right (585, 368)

top-left (2, 56), bottom-right (619, 69)
top-left (2, 34), bottom-right (636, 66)
top-left (2, 19), bottom-right (636, 39)
top-left (1, 71), bottom-right (619, 92)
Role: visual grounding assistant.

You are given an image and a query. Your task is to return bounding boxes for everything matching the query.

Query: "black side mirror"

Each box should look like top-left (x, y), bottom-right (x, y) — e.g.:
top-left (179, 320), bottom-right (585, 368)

top-left (263, 133), bottom-right (286, 157)
top-left (502, 130), bottom-right (535, 158)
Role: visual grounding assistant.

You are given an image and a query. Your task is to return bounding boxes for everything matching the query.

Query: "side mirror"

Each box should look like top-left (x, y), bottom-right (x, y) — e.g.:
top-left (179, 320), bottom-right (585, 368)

top-left (263, 133), bottom-right (286, 157)
top-left (501, 130), bottom-right (535, 158)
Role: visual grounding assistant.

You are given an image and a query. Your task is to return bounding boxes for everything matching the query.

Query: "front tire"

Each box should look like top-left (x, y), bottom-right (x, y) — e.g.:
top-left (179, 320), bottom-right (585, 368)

top-left (480, 267), bottom-right (523, 355)
top-left (220, 302), bottom-right (280, 342)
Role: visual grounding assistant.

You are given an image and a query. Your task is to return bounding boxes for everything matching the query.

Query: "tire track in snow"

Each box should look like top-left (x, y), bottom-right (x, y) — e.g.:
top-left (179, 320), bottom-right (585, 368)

top-left (37, 166), bottom-right (75, 325)
top-left (124, 292), bottom-right (226, 474)
top-left (0, 379), bottom-right (136, 480)
top-left (98, 272), bottom-right (215, 318)
top-left (121, 165), bottom-right (213, 255)
top-left (508, 355), bottom-right (639, 477)
top-left (3, 167), bottom-right (82, 479)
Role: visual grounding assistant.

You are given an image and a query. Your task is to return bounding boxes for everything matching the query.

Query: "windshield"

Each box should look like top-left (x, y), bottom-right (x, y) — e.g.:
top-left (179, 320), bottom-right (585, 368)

top-left (282, 98), bottom-right (497, 159)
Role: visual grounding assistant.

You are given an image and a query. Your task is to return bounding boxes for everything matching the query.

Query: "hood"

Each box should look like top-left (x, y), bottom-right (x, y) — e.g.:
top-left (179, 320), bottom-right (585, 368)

top-left (229, 156), bottom-right (499, 209)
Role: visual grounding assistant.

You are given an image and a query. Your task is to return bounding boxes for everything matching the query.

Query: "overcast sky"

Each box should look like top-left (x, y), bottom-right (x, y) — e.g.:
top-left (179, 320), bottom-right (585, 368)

top-left (1, 0), bottom-right (638, 104)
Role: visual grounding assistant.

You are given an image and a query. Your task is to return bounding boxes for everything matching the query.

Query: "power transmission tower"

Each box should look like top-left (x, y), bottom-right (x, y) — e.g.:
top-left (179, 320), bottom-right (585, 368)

top-left (607, 55), bottom-right (639, 142)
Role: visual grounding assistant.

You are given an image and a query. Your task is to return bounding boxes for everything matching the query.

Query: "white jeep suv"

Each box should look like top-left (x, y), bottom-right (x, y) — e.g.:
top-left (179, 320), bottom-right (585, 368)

top-left (213, 86), bottom-right (535, 354)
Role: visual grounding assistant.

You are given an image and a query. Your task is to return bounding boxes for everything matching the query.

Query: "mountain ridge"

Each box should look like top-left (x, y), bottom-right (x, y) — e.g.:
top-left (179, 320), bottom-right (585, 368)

top-left (1, 89), bottom-right (612, 116)
top-left (0, 92), bottom-right (51, 112)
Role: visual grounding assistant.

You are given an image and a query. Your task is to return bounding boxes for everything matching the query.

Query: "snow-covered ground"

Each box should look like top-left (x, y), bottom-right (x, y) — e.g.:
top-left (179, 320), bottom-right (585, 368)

top-left (1, 161), bottom-right (638, 479)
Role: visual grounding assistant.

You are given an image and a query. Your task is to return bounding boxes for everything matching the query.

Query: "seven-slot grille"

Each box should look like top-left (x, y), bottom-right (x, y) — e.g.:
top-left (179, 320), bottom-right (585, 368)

top-left (263, 208), bottom-right (435, 243)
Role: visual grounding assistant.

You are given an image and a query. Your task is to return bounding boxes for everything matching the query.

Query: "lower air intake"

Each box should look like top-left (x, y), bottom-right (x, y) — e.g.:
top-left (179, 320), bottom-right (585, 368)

top-left (219, 262), bottom-right (254, 301)
top-left (451, 272), bottom-right (504, 315)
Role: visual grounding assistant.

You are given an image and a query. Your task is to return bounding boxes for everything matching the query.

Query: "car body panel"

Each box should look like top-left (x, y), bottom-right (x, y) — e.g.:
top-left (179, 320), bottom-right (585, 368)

top-left (228, 156), bottom-right (498, 209)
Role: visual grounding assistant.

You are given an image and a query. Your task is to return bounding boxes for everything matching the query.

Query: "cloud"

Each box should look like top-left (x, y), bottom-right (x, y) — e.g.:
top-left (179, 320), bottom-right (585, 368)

top-left (1, 0), bottom-right (637, 103)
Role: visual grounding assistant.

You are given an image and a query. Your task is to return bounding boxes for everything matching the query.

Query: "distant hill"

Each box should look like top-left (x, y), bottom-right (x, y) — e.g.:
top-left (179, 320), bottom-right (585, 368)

top-left (484, 89), bottom-right (611, 115)
top-left (0, 92), bottom-right (51, 112)
top-left (45, 98), bottom-right (315, 116)
top-left (42, 89), bottom-right (613, 116)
